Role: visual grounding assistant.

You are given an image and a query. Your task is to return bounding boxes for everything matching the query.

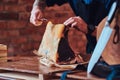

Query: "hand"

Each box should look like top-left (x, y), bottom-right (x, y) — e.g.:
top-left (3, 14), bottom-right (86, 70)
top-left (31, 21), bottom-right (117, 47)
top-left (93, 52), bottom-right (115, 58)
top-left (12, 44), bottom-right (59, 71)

top-left (64, 16), bottom-right (88, 34)
top-left (30, 6), bottom-right (43, 26)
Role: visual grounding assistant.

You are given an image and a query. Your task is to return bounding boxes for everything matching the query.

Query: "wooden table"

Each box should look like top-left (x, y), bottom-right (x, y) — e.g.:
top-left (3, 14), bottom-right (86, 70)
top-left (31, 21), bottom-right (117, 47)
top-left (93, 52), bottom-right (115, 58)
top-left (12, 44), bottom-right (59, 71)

top-left (0, 56), bottom-right (105, 80)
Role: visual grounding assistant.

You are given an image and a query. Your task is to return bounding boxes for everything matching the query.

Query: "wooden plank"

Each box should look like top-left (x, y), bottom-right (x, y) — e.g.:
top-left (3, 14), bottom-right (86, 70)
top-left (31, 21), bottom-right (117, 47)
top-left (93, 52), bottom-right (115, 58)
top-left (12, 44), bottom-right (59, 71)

top-left (0, 71), bottom-right (38, 80)
top-left (0, 57), bottom-right (39, 74)
top-left (0, 57), bottom-right (7, 62)
top-left (0, 56), bottom-right (106, 80)
top-left (0, 76), bottom-right (23, 80)
top-left (53, 71), bottom-right (105, 80)
top-left (0, 44), bottom-right (7, 63)
top-left (0, 44), bottom-right (7, 50)
top-left (0, 50), bottom-right (7, 57)
top-left (0, 57), bottom-right (75, 74)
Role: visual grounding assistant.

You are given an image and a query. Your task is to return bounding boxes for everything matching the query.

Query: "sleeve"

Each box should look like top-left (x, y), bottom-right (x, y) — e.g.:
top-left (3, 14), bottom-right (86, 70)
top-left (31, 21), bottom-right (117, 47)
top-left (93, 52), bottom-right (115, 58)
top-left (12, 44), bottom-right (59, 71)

top-left (33, 0), bottom-right (46, 11)
top-left (46, 0), bottom-right (68, 6)
top-left (33, 0), bottom-right (45, 6)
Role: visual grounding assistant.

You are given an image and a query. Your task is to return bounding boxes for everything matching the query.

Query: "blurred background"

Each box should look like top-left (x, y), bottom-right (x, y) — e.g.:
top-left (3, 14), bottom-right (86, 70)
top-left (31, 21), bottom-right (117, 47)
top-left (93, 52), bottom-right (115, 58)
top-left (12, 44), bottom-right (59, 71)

top-left (0, 0), bottom-right (86, 57)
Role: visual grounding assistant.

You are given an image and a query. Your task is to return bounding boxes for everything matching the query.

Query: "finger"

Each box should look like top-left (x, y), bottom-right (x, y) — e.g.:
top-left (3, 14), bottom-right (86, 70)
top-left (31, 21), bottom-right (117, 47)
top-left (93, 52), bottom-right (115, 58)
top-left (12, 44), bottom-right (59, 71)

top-left (71, 22), bottom-right (77, 28)
top-left (30, 16), bottom-right (35, 24)
top-left (64, 18), bottom-right (75, 26)
top-left (30, 14), bottom-right (36, 24)
top-left (36, 12), bottom-right (43, 20)
top-left (64, 17), bottom-right (74, 25)
top-left (30, 15), bottom-right (40, 26)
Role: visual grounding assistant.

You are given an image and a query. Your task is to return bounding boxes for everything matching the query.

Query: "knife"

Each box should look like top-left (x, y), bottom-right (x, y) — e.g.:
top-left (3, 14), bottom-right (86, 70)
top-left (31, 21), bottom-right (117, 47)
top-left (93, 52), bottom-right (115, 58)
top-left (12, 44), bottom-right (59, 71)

top-left (87, 1), bottom-right (117, 73)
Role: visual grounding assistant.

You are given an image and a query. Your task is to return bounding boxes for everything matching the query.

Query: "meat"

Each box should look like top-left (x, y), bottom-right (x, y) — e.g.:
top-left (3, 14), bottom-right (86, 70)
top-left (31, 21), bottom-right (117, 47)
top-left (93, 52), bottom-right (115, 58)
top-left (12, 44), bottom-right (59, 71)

top-left (37, 21), bottom-right (75, 67)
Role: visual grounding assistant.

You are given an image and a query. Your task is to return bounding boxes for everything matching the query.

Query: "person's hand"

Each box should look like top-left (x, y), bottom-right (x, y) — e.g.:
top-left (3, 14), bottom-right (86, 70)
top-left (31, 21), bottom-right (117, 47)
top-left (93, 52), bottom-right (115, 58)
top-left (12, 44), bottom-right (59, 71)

top-left (30, 6), bottom-right (43, 26)
top-left (64, 16), bottom-right (88, 34)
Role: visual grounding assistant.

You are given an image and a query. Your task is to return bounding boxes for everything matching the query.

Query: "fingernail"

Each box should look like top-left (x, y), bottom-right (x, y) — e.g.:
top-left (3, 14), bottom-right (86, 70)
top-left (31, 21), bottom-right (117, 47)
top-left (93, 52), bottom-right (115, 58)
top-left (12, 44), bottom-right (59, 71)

top-left (41, 18), bottom-right (48, 21)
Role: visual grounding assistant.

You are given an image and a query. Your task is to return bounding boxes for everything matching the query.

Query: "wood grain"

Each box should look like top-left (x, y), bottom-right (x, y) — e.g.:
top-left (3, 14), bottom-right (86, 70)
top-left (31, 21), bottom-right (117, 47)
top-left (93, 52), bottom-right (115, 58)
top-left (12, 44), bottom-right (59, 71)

top-left (0, 56), bottom-right (105, 80)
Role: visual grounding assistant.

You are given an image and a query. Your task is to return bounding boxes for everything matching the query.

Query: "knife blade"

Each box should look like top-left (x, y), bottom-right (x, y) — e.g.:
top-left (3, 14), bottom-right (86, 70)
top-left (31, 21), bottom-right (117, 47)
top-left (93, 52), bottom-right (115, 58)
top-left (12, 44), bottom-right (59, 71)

top-left (87, 1), bottom-right (117, 73)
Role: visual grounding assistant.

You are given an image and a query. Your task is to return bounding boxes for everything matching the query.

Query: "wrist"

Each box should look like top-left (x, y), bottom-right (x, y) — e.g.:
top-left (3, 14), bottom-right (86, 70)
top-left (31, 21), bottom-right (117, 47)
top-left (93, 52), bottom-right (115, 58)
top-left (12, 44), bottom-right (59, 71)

top-left (87, 25), bottom-right (95, 34)
top-left (87, 25), bottom-right (97, 36)
top-left (31, 6), bottom-right (41, 13)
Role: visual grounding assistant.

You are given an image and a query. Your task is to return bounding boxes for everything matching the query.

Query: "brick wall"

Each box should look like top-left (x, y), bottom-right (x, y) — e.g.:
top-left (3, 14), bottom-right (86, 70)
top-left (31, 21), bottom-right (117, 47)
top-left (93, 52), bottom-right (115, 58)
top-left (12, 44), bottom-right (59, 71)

top-left (0, 0), bottom-right (87, 56)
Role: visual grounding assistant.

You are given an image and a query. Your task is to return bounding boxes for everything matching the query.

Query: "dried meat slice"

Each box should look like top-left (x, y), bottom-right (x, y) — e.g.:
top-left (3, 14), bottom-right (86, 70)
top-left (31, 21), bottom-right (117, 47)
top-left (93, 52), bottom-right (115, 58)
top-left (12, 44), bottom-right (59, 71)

top-left (37, 21), bottom-right (75, 65)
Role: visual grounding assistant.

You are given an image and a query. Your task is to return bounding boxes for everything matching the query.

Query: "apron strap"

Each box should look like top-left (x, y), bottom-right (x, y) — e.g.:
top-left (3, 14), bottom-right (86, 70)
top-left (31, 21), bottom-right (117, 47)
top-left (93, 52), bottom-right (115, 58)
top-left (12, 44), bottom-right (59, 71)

top-left (107, 65), bottom-right (120, 80)
top-left (60, 64), bottom-right (87, 80)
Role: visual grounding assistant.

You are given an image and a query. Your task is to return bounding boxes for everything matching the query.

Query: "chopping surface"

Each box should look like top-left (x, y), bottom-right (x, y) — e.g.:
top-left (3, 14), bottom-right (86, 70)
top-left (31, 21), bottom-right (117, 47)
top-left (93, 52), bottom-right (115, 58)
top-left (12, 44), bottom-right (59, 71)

top-left (0, 56), bottom-right (105, 80)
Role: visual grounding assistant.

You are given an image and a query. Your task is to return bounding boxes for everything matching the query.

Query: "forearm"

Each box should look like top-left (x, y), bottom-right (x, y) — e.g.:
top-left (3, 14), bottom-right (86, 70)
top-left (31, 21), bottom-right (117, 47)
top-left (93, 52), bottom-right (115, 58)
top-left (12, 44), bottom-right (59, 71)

top-left (33, 0), bottom-right (46, 10)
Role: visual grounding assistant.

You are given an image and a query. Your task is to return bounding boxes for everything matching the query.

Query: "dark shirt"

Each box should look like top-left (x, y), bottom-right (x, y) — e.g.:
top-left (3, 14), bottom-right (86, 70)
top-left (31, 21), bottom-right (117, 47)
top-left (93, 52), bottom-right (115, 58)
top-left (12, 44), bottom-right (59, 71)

top-left (46, 0), bottom-right (114, 26)
top-left (45, 0), bottom-right (115, 53)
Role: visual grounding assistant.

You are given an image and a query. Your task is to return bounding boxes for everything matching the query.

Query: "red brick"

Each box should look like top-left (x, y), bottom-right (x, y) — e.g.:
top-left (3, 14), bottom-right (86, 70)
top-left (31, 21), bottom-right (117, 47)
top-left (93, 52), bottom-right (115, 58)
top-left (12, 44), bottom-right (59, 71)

top-left (0, 5), bottom-right (4, 11)
top-left (29, 34), bottom-right (42, 42)
top-left (0, 39), bottom-right (10, 44)
top-left (4, 5), bottom-right (26, 12)
top-left (7, 30), bottom-right (20, 37)
top-left (31, 42), bottom-right (40, 50)
top-left (1, 0), bottom-right (18, 4)
top-left (20, 27), bottom-right (44, 35)
top-left (7, 46), bottom-right (15, 56)
top-left (18, 0), bottom-right (34, 5)
top-left (7, 21), bottom-right (27, 29)
top-left (0, 21), bottom-right (8, 29)
top-left (0, 0), bottom-right (3, 3)
top-left (27, 22), bottom-right (35, 28)
top-left (0, 31), bottom-right (8, 39)
top-left (0, 12), bottom-right (18, 20)
top-left (26, 22), bottom-right (46, 34)
top-left (21, 43), bottom-right (32, 51)
top-left (10, 37), bottom-right (27, 44)
top-left (19, 12), bottom-right (30, 21)
top-left (26, 4), bottom-right (33, 12)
